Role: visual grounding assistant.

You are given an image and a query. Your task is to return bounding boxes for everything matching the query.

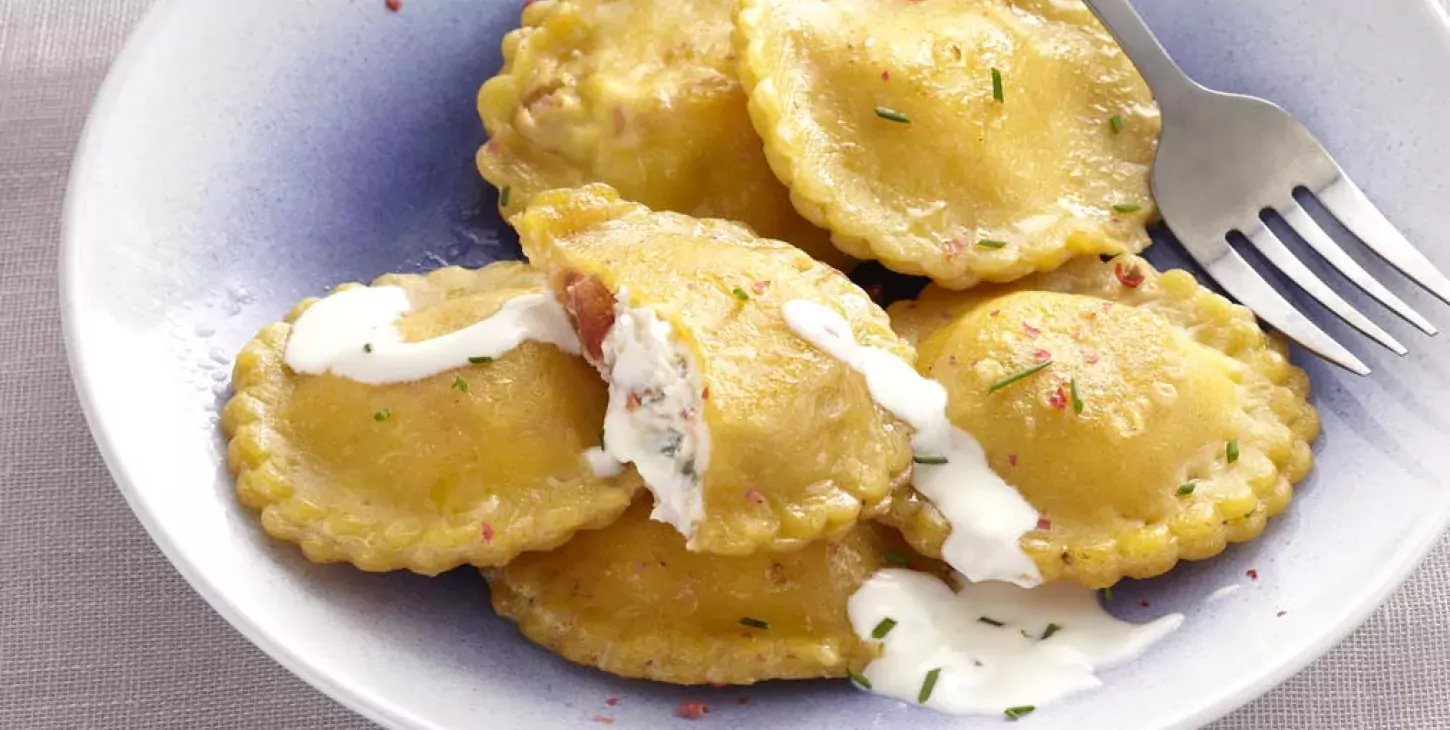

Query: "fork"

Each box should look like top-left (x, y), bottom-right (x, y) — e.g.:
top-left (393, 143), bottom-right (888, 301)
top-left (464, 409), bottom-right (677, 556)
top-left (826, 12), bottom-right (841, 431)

top-left (1084, 0), bottom-right (1450, 375)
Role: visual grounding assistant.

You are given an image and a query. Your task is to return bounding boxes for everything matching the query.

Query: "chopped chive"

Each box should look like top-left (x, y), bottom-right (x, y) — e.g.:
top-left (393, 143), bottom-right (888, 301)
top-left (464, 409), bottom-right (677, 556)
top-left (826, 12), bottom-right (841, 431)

top-left (988, 361), bottom-right (1053, 394)
top-left (1113, 202), bottom-right (1143, 213)
top-left (874, 106), bottom-right (911, 124)
top-left (1110, 115), bottom-right (1124, 134)
top-left (739, 617), bottom-right (770, 630)
top-left (991, 68), bottom-right (1004, 103)
top-left (363, 343), bottom-right (373, 354)
top-left (453, 376), bottom-right (469, 393)
top-left (373, 408), bottom-right (391, 422)
top-left (1178, 482), bottom-right (1197, 496)
top-left (599, 429), bottom-right (606, 447)
top-left (1069, 379), bottom-right (1084, 414)
top-left (1226, 439), bottom-right (1240, 463)
top-left (468, 355), bottom-right (494, 364)
top-left (499, 186), bottom-right (511, 207)
top-left (848, 669), bottom-right (873, 689)
top-left (883, 551), bottom-right (912, 567)
top-left (1041, 623), bottom-right (1061, 640)
top-left (1004, 706), bottom-right (1036, 721)
top-left (978, 616), bottom-right (1005, 627)
top-left (731, 287), bottom-right (751, 302)
top-left (871, 618), bottom-right (898, 639)
top-left (977, 239), bottom-right (1009, 249)
top-left (918, 668), bottom-right (942, 704)
top-left (913, 455), bottom-right (949, 465)
top-left (1102, 586), bottom-right (1114, 602)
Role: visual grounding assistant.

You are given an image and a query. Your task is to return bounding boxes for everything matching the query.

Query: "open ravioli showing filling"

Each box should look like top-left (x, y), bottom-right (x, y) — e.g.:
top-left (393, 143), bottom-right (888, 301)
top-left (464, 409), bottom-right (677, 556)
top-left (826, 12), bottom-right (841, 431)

top-left (883, 256), bottom-right (1320, 588)
top-left (487, 499), bottom-right (937, 685)
top-left (222, 263), bottom-right (641, 575)
top-left (735, 0), bottom-right (1160, 288)
top-left (515, 184), bottom-right (915, 556)
top-left (476, 0), bottom-right (847, 266)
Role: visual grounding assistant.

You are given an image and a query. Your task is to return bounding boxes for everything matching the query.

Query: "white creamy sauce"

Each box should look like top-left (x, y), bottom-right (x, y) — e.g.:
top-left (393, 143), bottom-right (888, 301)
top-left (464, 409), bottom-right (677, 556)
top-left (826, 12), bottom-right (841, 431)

top-left (598, 289), bottom-right (710, 538)
top-left (284, 287), bottom-right (580, 383)
top-left (583, 447), bottom-right (624, 479)
top-left (849, 570), bottom-right (1183, 715)
top-left (781, 300), bottom-right (1040, 586)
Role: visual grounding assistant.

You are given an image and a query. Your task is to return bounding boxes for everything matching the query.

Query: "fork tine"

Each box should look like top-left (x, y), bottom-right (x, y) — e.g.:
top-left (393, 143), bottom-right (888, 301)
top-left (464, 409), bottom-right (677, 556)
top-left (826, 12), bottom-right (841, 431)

top-left (1279, 204), bottom-right (1437, 335)
top-left (1187, 235), bottom-right (1371, 375)
top-left (1243, 222), bottom-right (1407, 356)
top-left (1314, 175), bottom-right (1450, 306)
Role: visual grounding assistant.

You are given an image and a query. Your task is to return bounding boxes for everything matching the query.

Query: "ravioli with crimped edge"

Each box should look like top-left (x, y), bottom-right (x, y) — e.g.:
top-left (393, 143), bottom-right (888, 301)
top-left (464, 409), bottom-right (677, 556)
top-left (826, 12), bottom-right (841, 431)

top-left (487, 499), bottom-right (938, 685)
top-left (734, 0), bottom-right (1159, 288)
top-left (882, 256), bottom-right (1319, 588)
top-left (476, 0), bottom-right (848, 267)
top-left (515, 184), bottom-right (915, 556)
top-left (222, 263), bottom-right (641, 575)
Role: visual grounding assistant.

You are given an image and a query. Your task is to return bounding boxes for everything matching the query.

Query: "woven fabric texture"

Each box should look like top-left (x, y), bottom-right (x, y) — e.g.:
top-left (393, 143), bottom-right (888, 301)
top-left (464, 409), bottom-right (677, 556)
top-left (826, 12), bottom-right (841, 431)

top-left (2, 1), bottom-right (1447, 728)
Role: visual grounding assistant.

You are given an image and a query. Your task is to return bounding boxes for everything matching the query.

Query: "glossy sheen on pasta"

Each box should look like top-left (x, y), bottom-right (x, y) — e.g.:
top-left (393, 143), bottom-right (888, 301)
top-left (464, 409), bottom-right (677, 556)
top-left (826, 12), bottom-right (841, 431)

top-left (222, 263), bottom-right (640, 575)
top-left (517, 184), bottom-right (915, 556)
top-left (488, 500), bottom-right (927, 685)
top-left (476, 0), bottom-right (847, 266)
top-left (735, 0), bottom-right (1160, 288)
top-left (884, 256), bottom-right (1319, 588)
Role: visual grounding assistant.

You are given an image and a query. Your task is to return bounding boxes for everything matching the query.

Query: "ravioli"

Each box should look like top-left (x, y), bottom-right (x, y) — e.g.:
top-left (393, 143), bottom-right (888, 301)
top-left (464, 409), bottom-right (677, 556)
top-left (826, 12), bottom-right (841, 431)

top-left (735, 0), bottom-right (1160, 288)
top-left (516, 184), bottom-right (915, 556)
top-left (222, 263), bottom-right (640, 575)
top-left (488, 500), bottom-right (931, 685)
top-left (883, 256), bottom-right (1319, 588)
top-left (476, 0), bottom-right (848, 267)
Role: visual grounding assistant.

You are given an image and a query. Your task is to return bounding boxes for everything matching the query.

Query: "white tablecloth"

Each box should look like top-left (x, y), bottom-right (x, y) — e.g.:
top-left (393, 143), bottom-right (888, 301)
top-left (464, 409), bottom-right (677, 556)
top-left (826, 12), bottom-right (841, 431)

top-left (4, 2), bottom-right (1449, 727)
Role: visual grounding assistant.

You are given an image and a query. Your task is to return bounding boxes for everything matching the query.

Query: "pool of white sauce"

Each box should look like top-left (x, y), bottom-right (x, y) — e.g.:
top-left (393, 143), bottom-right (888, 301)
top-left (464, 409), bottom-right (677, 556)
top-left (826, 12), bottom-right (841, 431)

top-left (283, 286), bottom-right (580, 383)
top-left (849, 570), bottom-right (1184, 714)
top-left (782, 299), bottom-right (1183, 716)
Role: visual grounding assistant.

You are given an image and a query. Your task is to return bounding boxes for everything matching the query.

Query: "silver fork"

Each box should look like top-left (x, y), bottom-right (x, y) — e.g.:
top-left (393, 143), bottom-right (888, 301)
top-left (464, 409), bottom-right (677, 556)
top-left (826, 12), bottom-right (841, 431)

top-left (1085, 0), bottom-right (1450, 375)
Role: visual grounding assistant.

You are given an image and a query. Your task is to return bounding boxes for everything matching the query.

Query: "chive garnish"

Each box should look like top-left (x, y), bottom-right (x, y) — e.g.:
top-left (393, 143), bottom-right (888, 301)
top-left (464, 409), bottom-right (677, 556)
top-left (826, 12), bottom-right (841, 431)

top-left (848, 669), bottom-right (873, 689)
top-left (1178, 482), bottom-right (1197, 496)
top-left (883, 551), bottom-right (912, 567)
top-left (499, 186), bottom-right (511, 207)
top-left (1069, 379), bottom-right (1084, 414)
top-left (1110, 115), bottom-right (1124, 134)
top-left (918, 668), bottom-right (942, 704)
top-left (1004, 706), bottom-right (1036, 721)
top-left (871, 618), bottom-right (897, 639)
top-left (731, 287), bottom-right (751, 302)
top-left (452, 376), bottom-right (469, 393)
top-left (363, 343), bottom-right (373, 354)
top-left (1102, 586), bottom-right (1114, 602)
top-left (468, 356), bottom-right (494, 364)
top-left (739, 617), bottom-right (770, 630)
top-left (913, 455), bottom-right (949, 465)
top-left (599, 429), bottom-right (606, 447)
top-left (977, 239), bottom-right (1009, 249)
top-left (991, 68), bottom-right (1004, 103)
top-left (978, 616), bottom-right (1005, 627)
top-left (373, 408), bottom-right (391, 422)
top-left (1041, 623), bottom-right (1061, 640)
top-left (874, 106), bottom-right (911, 124)
top-left (1113, 202), bottom-right (1143, 213)
top-left (988, 361), bottom-right (1053, 394)
top-left (1227, 439), bottom-right (1240, 463)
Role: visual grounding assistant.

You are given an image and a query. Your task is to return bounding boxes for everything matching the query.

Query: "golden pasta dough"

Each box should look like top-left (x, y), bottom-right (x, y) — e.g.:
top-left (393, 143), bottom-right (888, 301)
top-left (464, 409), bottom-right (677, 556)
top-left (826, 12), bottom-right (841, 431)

top-left (883, 256), bottom-right (1319, 588)
top-left (735, 0), bottom-right (1160, 287)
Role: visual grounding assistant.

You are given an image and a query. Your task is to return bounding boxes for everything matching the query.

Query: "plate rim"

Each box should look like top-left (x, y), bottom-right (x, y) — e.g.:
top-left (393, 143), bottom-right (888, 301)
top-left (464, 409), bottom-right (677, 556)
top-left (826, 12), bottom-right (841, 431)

top-left (56, 1), bottom-right (1450, 728)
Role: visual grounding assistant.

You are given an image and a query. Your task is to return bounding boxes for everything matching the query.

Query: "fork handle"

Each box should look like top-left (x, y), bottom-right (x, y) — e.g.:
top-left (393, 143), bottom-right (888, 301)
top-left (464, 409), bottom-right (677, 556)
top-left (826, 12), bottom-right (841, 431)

top-left (1081, 0), bottom-right (1197, 103)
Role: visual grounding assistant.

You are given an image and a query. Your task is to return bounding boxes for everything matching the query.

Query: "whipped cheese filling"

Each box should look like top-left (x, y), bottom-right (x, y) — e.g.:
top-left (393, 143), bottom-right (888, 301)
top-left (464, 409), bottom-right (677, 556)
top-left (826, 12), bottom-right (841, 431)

top-left (848, 570), bottom-right (1183, 715)
top-left (598, 289), bottom-right (710, 538)
top-left (781, 299), bottom-right (1040, 586)
top-left (284, 287), bottom-right (580, 383)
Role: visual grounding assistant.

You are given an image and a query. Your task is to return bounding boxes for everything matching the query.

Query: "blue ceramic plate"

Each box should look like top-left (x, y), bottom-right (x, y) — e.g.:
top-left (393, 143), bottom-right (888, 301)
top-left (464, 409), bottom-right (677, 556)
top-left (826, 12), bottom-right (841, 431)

top-left (61, 1), bottom-right (1450, 727)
